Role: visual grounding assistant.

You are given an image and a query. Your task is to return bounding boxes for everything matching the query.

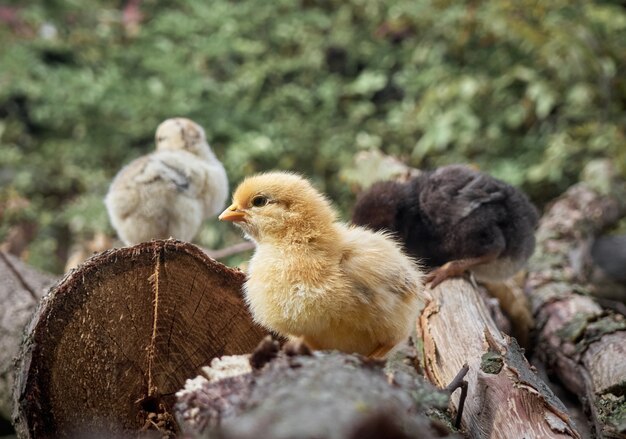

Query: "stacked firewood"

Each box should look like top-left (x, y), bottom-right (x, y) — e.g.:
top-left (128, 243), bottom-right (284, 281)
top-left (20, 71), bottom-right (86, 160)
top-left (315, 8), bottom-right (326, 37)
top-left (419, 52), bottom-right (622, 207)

top-left (1, 159), bottom-right (625, 439)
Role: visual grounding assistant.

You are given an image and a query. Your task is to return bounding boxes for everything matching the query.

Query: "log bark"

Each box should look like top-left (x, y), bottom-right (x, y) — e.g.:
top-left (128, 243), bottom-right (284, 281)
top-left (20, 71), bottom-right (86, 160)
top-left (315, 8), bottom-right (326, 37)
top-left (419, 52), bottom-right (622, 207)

top-left (526, 172), bottom-right (626, 438)
top-left (0, 252), bottom-right (56, 421)
top-left (418, 278), bottom-right (581, 439)
top-left (12, 239), bottom-right (268, 439)
top-left (175, 339), bottom-right (461, 439)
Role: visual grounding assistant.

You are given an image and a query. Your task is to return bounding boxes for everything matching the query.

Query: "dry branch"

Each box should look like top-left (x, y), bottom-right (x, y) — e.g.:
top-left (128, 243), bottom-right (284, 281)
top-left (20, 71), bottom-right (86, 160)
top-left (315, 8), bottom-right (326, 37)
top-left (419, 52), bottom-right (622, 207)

top-left (526, 166), bottom-right (626, 439)
top-left (0, 251), bottom-right (56, 421)
top-left (12, 239), bottom-right (268, 438)
top-left (203, 241), bottom-right (255, 260)
top-left (418, 278), bottom-right (581, 439)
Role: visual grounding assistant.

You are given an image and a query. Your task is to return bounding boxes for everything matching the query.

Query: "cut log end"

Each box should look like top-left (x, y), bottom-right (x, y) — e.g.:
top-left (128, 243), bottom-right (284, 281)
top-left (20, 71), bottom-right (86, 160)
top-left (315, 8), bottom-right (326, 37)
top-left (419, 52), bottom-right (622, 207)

top-left (12, 239), bottom-right (268, 438)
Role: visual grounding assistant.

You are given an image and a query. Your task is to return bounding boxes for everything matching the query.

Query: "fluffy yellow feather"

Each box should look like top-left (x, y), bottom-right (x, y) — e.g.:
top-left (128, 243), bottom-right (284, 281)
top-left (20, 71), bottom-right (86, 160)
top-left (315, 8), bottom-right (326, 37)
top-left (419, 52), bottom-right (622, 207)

top-left (220, 172), bottom-right (429, 358)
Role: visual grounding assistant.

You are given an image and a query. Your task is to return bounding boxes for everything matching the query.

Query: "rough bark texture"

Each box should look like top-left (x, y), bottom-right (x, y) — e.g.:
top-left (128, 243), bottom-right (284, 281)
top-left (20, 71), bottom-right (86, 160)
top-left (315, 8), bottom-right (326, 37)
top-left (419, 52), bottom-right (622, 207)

top-left (526, 175), bottom-right (626, 439)
top-left (175, 339), bottom-right (460, 439)
top-left (418, 278), bottom-right (581, 439)
top-left (12, 240), bottom-right (268, 439)
top-left (0, 252), bottom-right (56, 421)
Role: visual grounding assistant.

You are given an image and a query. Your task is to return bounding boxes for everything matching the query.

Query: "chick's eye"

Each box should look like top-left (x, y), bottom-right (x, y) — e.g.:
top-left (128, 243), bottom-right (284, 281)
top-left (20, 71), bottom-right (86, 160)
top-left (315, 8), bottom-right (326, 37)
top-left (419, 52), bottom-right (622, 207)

top-left (251, 195), bottom-right (269, 207)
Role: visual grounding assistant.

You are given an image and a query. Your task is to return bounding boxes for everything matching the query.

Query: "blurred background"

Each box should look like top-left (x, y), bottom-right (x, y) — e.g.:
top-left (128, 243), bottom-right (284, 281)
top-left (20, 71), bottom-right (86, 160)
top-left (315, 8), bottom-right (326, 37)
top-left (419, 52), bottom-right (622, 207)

top-left (0, 0), bottom-right (625, 274)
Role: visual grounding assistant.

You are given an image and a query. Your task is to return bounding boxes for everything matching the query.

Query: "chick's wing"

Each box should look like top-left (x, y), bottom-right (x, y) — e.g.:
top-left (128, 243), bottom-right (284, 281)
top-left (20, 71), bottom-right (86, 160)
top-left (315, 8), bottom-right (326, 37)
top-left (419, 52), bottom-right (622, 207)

top-left (133, 153), bottom-right (192, 194)
top-left (152, 150), bottom-right (228, 217)
top-left (338, 225), bottom-right (424, 304)
top-left (420, 165), bottom-right (507, 226)
top-left (105, 157), bottom-right (148, 220)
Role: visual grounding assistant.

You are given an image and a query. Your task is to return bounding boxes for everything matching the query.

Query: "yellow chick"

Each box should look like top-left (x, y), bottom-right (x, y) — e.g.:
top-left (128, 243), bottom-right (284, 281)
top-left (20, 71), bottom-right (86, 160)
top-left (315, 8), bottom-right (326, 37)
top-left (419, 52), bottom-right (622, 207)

top-left (219, 172), bottom-right (428, 359)
top-left (105, 118), bottom-right (228, 245)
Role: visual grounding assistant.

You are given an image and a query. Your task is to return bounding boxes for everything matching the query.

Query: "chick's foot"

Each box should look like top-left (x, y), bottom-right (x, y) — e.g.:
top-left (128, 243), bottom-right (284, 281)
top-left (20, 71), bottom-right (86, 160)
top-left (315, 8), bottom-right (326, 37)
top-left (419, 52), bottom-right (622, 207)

top-left (285, 337), bottom-right (315, 356)
top-left (425, 261), bottom-right (470, 288)
top-left (367, 343), bottom-right (396, 360)
top-left (426, 252), bottom-right (500, 288)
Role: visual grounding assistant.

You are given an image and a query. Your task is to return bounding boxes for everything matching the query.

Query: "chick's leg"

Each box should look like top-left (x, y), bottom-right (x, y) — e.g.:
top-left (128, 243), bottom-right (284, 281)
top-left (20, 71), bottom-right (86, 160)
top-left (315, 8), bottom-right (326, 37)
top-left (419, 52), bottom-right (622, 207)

top-left (368, 343), bottom-right (396, 360)
top-left (425, 250), bottom-right (501, 289)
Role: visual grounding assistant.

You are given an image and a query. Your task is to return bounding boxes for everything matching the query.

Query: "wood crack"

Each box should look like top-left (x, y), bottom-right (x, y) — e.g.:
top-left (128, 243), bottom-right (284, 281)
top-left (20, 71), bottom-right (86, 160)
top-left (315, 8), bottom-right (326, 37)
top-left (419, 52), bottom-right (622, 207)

top-left (0, 251), bottom-right (38, 301)
top-left (147, 245), bottom-right (165, 397)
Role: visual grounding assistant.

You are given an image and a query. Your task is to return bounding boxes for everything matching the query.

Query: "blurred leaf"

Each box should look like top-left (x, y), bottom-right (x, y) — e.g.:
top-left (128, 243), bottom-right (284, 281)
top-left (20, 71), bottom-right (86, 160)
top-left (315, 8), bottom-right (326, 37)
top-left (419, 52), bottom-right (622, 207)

top-left (0, 0), bottom-right (625, 272)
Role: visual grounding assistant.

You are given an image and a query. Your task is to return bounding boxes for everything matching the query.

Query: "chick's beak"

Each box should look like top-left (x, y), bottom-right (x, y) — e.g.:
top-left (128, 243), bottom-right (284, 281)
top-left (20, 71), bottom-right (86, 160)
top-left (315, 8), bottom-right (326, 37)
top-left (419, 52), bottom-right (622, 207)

top-left (219, 204), bottom-right (247, 222)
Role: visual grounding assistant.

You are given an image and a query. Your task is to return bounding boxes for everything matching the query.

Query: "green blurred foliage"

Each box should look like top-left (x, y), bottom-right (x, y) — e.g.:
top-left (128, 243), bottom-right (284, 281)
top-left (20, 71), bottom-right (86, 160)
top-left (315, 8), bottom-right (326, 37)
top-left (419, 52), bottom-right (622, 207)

top-left (0, 0), bottom-right (625, 273)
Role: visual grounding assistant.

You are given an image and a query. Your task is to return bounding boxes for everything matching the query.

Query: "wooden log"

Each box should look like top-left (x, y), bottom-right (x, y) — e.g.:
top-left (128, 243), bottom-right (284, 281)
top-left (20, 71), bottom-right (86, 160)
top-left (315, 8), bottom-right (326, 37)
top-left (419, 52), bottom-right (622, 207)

top-left (526, 167), bottom-right (626, 439)
top-left (174, 339), bottom-right (461, 439)
top-left (12, 240), bottom-right (268, 438)
top-left (340, 149), bottom-right (421, 192)
top-left (418, 278), bottom-right (581, 439)
top-left (0, 252), bottom-right (56, 421)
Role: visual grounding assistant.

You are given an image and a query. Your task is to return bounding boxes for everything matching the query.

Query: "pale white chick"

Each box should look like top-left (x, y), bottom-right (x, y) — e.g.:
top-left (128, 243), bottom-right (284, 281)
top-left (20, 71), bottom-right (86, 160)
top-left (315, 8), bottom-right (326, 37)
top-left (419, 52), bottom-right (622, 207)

top-left (105, 118), bottom-right (228, 245)
top-left (219, 172), bottom-right (429, 359)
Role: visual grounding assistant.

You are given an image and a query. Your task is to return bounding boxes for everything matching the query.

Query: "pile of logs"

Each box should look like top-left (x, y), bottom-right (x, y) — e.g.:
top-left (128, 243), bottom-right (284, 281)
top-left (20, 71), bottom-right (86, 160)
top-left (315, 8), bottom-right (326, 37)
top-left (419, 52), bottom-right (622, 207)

top-left (1, 161), bottom-right (625, 438)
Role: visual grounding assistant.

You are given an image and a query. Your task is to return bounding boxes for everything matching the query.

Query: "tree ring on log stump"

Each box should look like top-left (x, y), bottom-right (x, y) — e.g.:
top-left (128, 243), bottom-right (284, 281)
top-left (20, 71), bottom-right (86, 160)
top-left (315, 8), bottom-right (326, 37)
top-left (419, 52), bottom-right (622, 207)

top-left (12, 239), bottom-right (267, 438)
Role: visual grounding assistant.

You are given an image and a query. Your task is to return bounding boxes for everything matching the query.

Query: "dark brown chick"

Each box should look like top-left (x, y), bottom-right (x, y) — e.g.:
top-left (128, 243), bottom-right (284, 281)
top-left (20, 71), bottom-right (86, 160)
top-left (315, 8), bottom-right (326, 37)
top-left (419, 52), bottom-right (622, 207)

top-left (352, 165), bottom-right (539, 287)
